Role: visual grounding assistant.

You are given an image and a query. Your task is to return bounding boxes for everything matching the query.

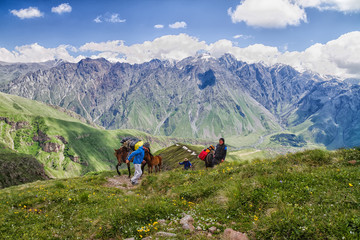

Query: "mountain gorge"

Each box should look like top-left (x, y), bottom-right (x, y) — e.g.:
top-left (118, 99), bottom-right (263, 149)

top-left (1, 54), bottom-right (359, 149)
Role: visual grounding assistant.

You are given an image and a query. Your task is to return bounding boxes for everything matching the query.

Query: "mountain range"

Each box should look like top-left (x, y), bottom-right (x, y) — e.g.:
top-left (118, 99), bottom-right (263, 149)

top-left (1, 54), bottom-right (360, 149)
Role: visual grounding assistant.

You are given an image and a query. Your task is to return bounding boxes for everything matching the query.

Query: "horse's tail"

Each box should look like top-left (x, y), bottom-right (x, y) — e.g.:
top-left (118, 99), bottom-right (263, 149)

top-left (158, 156), bottom-right (162, 170)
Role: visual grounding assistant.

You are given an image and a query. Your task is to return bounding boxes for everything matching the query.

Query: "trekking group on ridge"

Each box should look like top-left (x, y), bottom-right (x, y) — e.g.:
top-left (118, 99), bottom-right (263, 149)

top-left (118, 137), bottom-right (227, 185)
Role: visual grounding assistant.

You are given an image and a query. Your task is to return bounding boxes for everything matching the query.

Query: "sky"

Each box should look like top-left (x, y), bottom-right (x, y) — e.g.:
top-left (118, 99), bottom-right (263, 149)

top-left (0, 0), bottom-right (360, 78)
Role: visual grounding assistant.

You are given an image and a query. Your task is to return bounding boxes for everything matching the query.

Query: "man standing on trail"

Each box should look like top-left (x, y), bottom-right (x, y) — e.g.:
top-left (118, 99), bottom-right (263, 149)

top-left (126, 142), bottom-right (150, 185)
top-left (213, 138), bottom-right (227, 166)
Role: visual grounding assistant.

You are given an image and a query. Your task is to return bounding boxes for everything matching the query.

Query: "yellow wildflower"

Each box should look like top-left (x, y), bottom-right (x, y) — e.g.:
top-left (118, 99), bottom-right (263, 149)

top-left (349, 183), bottom-right (353, 187)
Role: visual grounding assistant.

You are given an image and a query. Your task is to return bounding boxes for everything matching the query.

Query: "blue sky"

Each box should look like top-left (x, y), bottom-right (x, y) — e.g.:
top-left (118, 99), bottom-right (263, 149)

top-left (1, 0), bottom-right (360, 78)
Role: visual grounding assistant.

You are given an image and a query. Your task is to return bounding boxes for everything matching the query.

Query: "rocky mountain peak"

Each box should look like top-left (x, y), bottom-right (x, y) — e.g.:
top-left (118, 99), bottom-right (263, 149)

top-left (1, 56), bottom-right (360, 149)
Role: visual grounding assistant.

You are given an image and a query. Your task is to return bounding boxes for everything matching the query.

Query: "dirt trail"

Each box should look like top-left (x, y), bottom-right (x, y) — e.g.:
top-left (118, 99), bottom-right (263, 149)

top-left (104, 175), bottom-right (142, 190)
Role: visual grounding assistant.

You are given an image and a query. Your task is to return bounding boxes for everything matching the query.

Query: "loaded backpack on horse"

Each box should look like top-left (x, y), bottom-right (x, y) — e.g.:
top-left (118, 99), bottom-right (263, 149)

top-left (121, 137), bottom-right (145, 163)
top-left (121, 137), bottom-right (144, 151)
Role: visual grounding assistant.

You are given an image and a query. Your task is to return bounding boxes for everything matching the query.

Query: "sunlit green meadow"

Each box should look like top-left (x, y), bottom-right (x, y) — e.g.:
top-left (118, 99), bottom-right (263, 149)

top-left (1, 147), bottom-right (359, 239)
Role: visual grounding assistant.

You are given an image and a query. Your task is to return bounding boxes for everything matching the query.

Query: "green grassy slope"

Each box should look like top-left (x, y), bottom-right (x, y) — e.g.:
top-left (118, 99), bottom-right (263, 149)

top-left (0, 92), bottom-right (208, 179)
top-left (154, 144), bottom-right (204, 171)
top-left (0, 148), bottom-right (359, 239)
top-left (226, 148), bottom-right (276, 162)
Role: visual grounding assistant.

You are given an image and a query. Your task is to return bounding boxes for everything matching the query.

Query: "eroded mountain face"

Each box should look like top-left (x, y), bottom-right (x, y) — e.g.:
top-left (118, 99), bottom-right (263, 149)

top-left (1, 54), bottom-right (359, 149)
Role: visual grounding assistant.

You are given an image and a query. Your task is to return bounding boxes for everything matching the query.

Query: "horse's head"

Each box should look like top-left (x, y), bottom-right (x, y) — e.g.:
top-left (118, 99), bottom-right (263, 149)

top-left (143, 148), bottom-right (153, 163)
top-left (114, 147), bottom-right (128, 164)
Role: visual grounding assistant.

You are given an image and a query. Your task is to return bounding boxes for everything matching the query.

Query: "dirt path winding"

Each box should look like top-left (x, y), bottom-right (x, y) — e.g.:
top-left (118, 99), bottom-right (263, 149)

top-left (104, 175), bottom-right (142, 190)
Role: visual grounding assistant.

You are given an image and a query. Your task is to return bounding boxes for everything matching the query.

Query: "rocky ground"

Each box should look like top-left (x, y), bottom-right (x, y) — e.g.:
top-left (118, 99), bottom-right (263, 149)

top-left (104, 175), bottom-right (143, 190)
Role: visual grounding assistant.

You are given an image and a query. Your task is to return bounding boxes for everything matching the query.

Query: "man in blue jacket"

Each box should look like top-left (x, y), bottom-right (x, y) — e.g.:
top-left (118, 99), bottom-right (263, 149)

top-left (126, 142), bottom-right (150, 185)
top-left (179, 158), bottom-right (192, 170)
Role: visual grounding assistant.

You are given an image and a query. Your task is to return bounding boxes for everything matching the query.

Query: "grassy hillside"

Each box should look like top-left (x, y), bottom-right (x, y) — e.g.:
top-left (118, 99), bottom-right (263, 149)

top-left (0, 143), bottom-right (47, 188)
top-left (154, 144), bottom-right (204, 171)
top-left (0, 92), bottom-right (208, 180)
top-left (226, 148), bottom-right (276, 162)
top-left (1, 148), bottom-right (359, 239)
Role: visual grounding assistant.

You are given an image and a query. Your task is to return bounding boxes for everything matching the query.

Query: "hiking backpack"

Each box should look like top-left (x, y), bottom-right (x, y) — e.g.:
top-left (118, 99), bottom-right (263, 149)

top-left (198, 145), bottom-right (215, 160)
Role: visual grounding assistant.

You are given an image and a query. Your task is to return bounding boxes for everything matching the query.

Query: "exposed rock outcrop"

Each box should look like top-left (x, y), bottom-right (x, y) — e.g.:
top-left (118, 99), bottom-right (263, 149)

top-left (223, 228), bottom-right (249, 240)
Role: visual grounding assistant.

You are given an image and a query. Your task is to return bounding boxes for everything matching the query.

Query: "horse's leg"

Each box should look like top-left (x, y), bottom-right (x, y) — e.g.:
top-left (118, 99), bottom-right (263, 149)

top-left (116, 163), bottom-right (122, 175)
top-left (127, 162), bottom-right (131, 178)
top-left (141, 162), bottom-right (147, 176)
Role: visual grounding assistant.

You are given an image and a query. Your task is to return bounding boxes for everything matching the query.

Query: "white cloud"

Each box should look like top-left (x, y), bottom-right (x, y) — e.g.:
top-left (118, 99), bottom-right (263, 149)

top-left (207, 40), bottom-right (280, 64)
top-left (228, 0), bottom-right (307, 28)
top-left (154, 24), bottom-right (164, 29)
top-left (233, 34), bottom-right (252, 39)
top-left (295, 0), bottom-right (360, 12)
top-left (0, 43), bottom-right (83, 63)
top-left (169, 21), bottom-right (187, 29)
top-left (79, 32), bottom-right (360, 78)
top-left (51, 3), bottom-right (72, 14)
top-left (93, 13), bottom-right (126, 23)
top-left (80, 40), bottom-right (125, 52)
top-left (107, 13), bottom-right (126, 23)
top-left (1, 32), bottom-right (360, 78)
top-left (94, 16), bottom-right (102, 23)
top-left (229, 0), bottom-right (360, 29)
top-left (80, 34), bottom-right (206, 63)
top-left (10, 7), bottom-right (44, 19)
top-left (278, 31), bottom-right (360, 77)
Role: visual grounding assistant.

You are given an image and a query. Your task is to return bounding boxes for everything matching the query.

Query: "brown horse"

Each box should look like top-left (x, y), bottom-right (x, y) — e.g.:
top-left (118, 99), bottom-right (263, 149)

top-left (114, 147), bottom-right (131, 178)
top-left (142, 150), bottom-right (162, 174)
top-left (114, 146), bottom-right (148, 178)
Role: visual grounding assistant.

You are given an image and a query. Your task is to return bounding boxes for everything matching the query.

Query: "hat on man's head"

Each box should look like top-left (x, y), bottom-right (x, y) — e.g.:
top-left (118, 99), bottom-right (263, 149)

top-left (143, 142), bottom-right (150, 148)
